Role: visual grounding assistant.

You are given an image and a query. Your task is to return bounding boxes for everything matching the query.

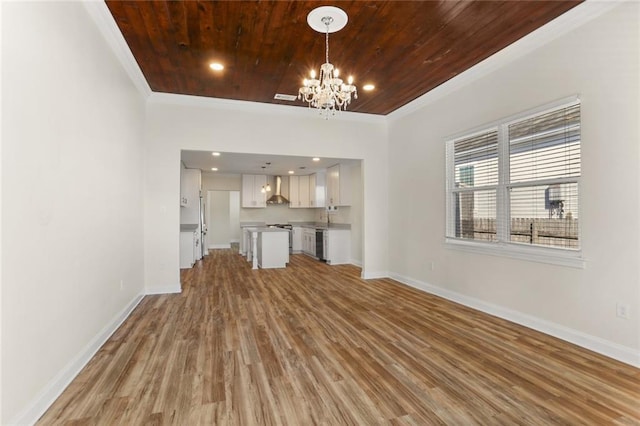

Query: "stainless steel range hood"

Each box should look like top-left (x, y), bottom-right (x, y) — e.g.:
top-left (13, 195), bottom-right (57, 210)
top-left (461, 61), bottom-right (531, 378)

top-left (267, 176), bottom-right (289, 205)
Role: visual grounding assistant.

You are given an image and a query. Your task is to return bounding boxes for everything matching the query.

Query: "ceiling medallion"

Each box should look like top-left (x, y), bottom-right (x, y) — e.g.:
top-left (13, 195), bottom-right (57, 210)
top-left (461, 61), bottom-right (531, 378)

top-left (298, 6), bottom-right (357, 119)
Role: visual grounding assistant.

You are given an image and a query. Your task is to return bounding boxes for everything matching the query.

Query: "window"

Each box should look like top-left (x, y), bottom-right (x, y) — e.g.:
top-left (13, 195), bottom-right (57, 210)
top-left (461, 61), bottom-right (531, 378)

top-left (446, 98), bottom-right (582, 267)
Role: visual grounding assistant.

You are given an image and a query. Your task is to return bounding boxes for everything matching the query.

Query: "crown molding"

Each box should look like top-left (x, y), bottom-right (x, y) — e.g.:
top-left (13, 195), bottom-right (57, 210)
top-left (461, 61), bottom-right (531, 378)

top-left (83, 0), bottom-right (151, 99)
top-left (387, 0), bottom-right (620, 122)
top-left (147, 92), bottom-right (387, 124)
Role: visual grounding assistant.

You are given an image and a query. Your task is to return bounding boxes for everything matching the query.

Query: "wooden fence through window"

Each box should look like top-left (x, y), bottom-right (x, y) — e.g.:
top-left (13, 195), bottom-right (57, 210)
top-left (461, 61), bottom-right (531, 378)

top-left (461, 218), bottom-right (579, 249)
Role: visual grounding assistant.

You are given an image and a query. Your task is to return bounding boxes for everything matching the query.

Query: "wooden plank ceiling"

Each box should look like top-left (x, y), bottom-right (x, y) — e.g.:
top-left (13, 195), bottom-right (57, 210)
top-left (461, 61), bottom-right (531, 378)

top-left (105, 1), bottom-right (582, 116)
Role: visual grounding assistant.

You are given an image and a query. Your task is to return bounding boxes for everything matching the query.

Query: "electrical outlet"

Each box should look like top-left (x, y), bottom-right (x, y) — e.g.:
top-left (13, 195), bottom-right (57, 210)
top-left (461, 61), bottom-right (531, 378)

top-left (616, 303), bottom-right (630, 319)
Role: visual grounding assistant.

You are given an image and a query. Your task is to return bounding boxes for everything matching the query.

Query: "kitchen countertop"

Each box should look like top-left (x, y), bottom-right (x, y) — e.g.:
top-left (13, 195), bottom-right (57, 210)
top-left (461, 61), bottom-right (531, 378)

top-left (244, 227), bottom-right (290, 233)
top-left (240, 222), bottom-right (266, 228)
top-left (180, 224), bottom-right (198, 232)
top-left (288, 222), bottom-right (351, 230)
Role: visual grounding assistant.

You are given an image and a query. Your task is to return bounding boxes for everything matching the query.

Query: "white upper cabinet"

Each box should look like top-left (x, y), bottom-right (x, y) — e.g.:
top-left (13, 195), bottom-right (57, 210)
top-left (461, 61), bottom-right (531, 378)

top-left (309, 174), bottom-right (317, 208)
top-left (289, 175), bottom-right (310, 208)
top-left (326, 164), bottom-right (351, 206)
top-left (180, 168), bottom-right (201, 224)
top-left (180, 168), bottom-right (200, 208)
top-left (309, 171), bottom-right (326, 208)
top-left (289, 175), bottom-right (300, 208)
top-left (299, 175), bottom-right (310, 208)
top-left (241, 174), bottom-right (267, 208)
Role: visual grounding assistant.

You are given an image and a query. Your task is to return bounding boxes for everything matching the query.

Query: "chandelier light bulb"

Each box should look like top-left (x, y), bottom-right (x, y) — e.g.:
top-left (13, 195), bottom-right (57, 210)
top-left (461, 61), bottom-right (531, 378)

top-left (348, 76), bottom-right (354, 84)
top-left (335, 69), bottom-right (340, 77)
top-left (310, 70), bottom-right (316, 79)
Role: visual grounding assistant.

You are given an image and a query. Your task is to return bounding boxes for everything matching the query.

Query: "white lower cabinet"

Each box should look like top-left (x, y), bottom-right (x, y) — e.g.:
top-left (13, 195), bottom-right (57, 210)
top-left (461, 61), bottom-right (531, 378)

top-left (302, 228), bottom-right (316, 257)
top-left (257, 231), bottom-right (289, 269)
top-left (291, 226), bottom-right (303, 252)
top-left (179, 230), bottom-right (197, 268)
top-left (325, 229), bottom-right (351, 265)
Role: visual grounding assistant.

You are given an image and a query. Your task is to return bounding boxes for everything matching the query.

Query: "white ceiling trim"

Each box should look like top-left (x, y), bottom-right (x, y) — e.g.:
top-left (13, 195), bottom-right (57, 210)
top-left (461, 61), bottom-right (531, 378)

top-left (387, 0), bottom-right (620, 122)
top-left (83, 0), bottom-right (152, 99)
top-left (148, 92), bottom-right (387, 124)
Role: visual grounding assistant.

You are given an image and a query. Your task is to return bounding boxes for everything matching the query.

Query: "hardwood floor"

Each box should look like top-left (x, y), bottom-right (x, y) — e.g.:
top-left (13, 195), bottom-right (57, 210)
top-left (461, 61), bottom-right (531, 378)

top-left (38, 249), bottom-right (640, 425)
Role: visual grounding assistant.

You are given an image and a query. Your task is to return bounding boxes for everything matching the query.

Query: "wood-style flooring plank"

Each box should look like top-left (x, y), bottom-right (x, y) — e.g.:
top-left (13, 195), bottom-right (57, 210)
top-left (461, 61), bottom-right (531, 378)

top-left (37, 249), bottom-right (640, 425)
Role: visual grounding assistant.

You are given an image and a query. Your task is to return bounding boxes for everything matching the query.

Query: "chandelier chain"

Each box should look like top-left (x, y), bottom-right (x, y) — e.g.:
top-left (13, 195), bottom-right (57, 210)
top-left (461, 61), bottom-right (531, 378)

top-left (325, 21), bottom-right (329, 64)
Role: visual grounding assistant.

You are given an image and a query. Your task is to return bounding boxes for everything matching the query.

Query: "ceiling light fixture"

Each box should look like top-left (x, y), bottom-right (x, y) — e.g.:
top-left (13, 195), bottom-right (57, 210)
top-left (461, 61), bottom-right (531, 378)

top-left (209, 63), bottom-right (224, 71)
top-left (312, 157), bottom-right (321, 162)
top-left (288, 170), bottom-right (295, 174)
top-left (211, 152), bottom-right (221, 156)
top-left (298, 6), bottom-right (357, 119)
top-left (363, 84), bottom-right (375, 91)
top-left (211, 167), bottom-right (218, 171)
top-left (260, 183), bottom-right (272, 194)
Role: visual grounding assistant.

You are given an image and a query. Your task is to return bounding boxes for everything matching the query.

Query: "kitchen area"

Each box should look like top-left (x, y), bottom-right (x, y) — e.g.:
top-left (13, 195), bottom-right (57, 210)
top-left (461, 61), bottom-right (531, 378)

top-left (179, 151), bottom-right (361, 270)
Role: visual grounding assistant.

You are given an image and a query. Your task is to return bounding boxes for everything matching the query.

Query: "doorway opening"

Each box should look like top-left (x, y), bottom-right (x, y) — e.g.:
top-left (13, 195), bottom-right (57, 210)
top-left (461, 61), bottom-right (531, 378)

top-left (205, 190), bottom-right (240, 251)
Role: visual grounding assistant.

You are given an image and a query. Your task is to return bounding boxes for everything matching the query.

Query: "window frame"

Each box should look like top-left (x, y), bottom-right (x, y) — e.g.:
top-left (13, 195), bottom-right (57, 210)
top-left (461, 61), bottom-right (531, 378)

top-left (445, 96), bottom-right (584, 268)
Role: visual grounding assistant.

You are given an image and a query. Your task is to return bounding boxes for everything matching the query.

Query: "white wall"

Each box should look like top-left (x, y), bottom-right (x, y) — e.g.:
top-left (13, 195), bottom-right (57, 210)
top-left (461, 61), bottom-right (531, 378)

top-left (0, 3), bottom-right (4, 422)
top-left (202, 172), bottom-right (241, 191)
top-left (387, 3), bottom-right (639, 365)
top-left (144, 98), bottom-right (389, 292)
top-left (1, 2), bottom-right (146, 423)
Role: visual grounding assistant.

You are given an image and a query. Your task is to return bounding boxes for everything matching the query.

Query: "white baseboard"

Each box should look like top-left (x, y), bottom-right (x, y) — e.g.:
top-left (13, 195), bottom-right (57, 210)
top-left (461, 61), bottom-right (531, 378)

top-left (209, 244), bottom-right (231, 249)
top-left (9, 294), bottom-right (145, 426)
top-left (350, 259), bottom-right (363, 268)
top-left (389, 272), bottom-right (640, 368)
top-left (145, 283), bottom-right (181, 295)
top-left (361, 270), bottom-right (389, 280)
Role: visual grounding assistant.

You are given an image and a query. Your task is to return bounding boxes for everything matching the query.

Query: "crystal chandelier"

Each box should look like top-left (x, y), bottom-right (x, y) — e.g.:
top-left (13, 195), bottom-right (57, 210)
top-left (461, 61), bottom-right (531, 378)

top-left (298, 6), bottom-right (357, 118)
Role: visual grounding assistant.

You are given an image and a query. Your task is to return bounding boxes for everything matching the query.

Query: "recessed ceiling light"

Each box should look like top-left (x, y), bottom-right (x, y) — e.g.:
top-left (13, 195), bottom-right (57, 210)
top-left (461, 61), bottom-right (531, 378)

top-left (211, 152), bottom-right (221, 156)
top-left (363, 84), bottom-right (375, 91)
top-left (312, 157), bottom-right (320, 162)
top-left (211, 167), bottom-right (218, 171)
top-left (288, 170), bottom-right (294, 174)
top-left (209, 63), bottom-right (224, 71)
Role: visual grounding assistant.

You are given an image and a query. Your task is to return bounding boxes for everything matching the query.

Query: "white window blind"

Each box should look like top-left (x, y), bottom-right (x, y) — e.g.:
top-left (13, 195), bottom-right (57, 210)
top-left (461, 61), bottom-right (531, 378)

top-left (449, 130), bottom-right (498, 241)
top-left (446, 99), bottom-right (581, 261)
top-left (508, 104), bottom-right (580, 249)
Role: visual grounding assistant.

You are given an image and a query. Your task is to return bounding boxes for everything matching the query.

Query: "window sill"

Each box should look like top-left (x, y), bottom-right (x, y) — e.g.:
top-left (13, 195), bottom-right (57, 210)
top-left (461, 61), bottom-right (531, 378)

top-left (445, 238), bottom-right (585, 269)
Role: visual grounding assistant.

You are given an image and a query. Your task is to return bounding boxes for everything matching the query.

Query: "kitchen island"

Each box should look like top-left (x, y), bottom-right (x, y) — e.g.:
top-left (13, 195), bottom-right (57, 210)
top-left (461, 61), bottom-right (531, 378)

top-left (243, 227), bottom-right (289, 269)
